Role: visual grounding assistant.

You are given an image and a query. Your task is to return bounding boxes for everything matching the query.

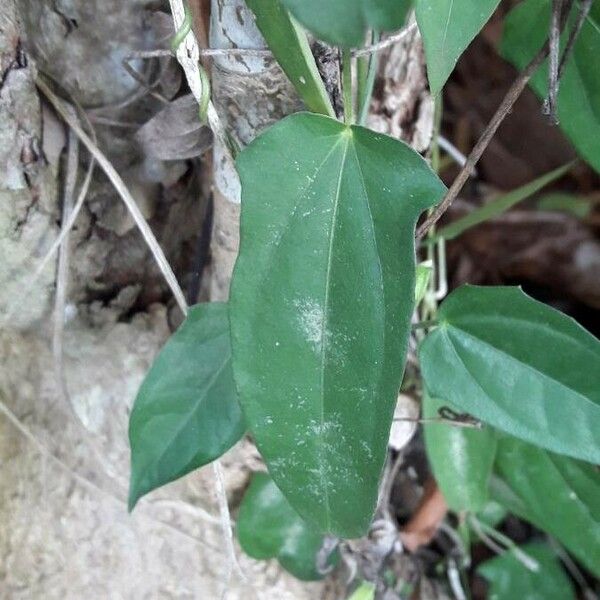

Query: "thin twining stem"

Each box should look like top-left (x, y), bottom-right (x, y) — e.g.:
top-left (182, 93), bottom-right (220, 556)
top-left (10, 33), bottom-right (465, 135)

top-left (128, 23), bottom-right (419, 62)
top-left (417, 33), bottom-right (566, 240)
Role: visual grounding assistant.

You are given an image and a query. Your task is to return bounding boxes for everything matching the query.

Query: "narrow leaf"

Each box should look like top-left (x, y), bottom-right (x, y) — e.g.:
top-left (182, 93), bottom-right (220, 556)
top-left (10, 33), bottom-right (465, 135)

top-left (128, 303), bottom-right (245, 509)
top-left (246, 0), bottom-right (335, 117)
top-left (415, 261), bottom-right (433, 304)
top-left (230, 112), bottom-right (445, 537)
top-left (432, 161), bottom-right (575, 242)
top-left (493, 436), bottom-right (600, 578)
top-left (478, 542), bottom-right (576, 600)
top-left (237, 472), bottom-right (329, 581)
top-left (502, 0), bottom-right (600, 173)
top-left (280, 0), bottom-right (411, 48)
top-left (423, 392), bottom-right (497, 512)
top-left (415, 0), bottom-right (501, 94)
top-left (420, 285), bottom-right (600, 464)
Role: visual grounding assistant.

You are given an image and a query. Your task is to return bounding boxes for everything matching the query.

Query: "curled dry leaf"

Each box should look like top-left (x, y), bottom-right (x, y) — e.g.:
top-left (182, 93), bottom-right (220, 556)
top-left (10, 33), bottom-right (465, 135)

top-left (400, 478), bottom-right (448, 553)
top-left (136, 94), bottom-right (213, 161)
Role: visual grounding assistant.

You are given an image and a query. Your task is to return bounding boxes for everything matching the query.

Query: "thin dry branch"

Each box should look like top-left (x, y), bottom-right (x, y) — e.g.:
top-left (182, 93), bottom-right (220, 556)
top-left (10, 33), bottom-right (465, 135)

top-left (417, 39), bottom-right (554, 240)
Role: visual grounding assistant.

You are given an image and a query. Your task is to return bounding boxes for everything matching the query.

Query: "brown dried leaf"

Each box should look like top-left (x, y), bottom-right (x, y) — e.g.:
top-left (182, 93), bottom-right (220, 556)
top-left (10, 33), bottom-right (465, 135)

top-left (136, 95), bottom-right (213, 161)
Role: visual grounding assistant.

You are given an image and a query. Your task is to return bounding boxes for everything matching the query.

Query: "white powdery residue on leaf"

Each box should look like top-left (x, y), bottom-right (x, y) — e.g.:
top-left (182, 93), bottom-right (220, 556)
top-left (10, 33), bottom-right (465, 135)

top-left (294, 299), bottom-right (325, 350)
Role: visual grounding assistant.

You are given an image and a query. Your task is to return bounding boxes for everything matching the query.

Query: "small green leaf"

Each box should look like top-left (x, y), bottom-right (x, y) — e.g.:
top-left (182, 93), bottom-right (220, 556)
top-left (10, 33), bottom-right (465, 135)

top-left (423, 392), bottom-right (497, 512)
top-left (420, 285), bottom-right (600, 464)
top-left (246, 0), bottom-right (335, 117)
top-left (415, 261), bottom-right (433, 304)
top-left (492, 436), bottom-right (600, 577)
top-left (431, 162), bottom-right (575, 242)
top-left (230, 112), bottom-right (445, 538)
top-left (475, 500), bottom-right (507, 529)
top-left (502, 0), bottom-right (600, 174)
top-left (348, 582), bottom-right (376, 600)
top-left (280, 0), bottom-right (411, 47)
top-left (128, 303), bottom-right (245, 509)
top-left (237, 472), bottom-right (329, 580)
top-left (415, 0), bottom-right (501, 94)
top-left (478, 542), bottom-right (575, 600)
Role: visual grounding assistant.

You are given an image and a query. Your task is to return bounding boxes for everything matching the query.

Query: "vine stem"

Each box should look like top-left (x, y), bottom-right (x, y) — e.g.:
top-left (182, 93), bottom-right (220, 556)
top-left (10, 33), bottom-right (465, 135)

top-left (416, 22), bottom-right (569, 240)
top-left (342, 49), bottom-right (355, 125)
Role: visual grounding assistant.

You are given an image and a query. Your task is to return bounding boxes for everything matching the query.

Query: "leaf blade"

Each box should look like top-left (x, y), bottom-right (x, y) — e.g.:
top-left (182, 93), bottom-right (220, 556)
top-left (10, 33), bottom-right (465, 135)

top-left (230, 112), bottom-right (445, 537)
top-left (420, 285), bottom-right (600, 464)
top-left (423, 392), bottom-right (497, 512)
top-left (432, 161), bottom-right (575, 242)
top-left (246, 0), bottom-right (335, 117)
top-left (128, 303), bottom-right (245, 509)
top-left (501, 0), bottom-right (600, 173)
top-left (237, 472), bottom-right (328, 580)
top-left (280, 0), bottom-right (411, 47)
top-left (492, 436), bottom-right (600, 578)
top-left (478, 542), bottom-right (576, 600)
top-left (415, 0), bottom-right (501, 94)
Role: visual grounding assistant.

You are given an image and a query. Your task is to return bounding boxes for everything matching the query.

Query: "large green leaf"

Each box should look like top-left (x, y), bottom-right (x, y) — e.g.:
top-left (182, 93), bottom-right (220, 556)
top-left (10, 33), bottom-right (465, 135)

top-left (280, 0), bottom-right (411, 48)
top-left (415, 0), bottom-right (501, 95)
top-left (502, 0), bottom-right (600, 173)
top-left (420, 285), bottom-right (600, 464)
top-left (237, 472), bottom-right (329, 580)
top-left (478, 542), bottom-right (575, 600)
top-left (230, 112), bottom-right (445, 538)
top-left (423, 393), bottom-right (497, 512)
top-left (493, 436), bottom-right (600, 578)
top-left (246, 0), bottom-right (335, 117)
top-left (128, 303), bottom-right (245, 509)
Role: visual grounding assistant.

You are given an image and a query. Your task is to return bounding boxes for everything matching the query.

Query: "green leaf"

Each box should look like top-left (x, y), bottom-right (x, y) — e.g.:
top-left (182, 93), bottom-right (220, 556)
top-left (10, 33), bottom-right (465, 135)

top-left (420, 285), bottom-right (600, 464)
top-left (348, 582), bottom-right (376, 600)
top-left (237, 472), bottom-right (328, 580)
top-left (423, 392), bottom-right (497, 512)
top-left (230, 112), bottom-right (445, 538)
top-left (128, 303), bottom-right (245, 509)
top-left (280, 0), bottom-right (411, 48)
top-left (415, 261), bottom-right (433, 304)
top-left (493, 436), bottom-right (600, 578)
top-left (475, 500), bottom-right (507, 529)
top-left (501, 0), bottom-right (600, 173)
top-left (431, 161), bottom-right (575, 242)
top-left (415, 0), bottom-right (501, 95)
top-left (478, 542), bottom-right (576, 600)
top-left (537, 192), bottom-right (592, 219)
top-left (246, 0), bottom-right (335, 117)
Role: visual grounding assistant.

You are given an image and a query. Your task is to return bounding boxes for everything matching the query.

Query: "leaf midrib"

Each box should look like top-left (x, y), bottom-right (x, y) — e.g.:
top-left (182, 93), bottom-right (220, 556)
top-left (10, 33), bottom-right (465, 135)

top-left (139, 352), bottom-right (231, 470)
top-left (445, 326), bottom-right (600, 430)
top-left (318, 135), bottom-right (351, 531)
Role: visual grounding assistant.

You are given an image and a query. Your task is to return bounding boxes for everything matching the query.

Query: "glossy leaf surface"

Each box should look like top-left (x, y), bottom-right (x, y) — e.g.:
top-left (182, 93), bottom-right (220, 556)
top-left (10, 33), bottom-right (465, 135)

top-left (128, 303), bottom-right (245, 509)
top-left (415, 0), bottom-right (501, 94)
top-left (237, 472), bottom-right (327, 580)
top-left (502, 0), bottom-right (600, 173)
top-left (230, 112), bottom-right (445, 537)
top-left (478, 542), bottom-right (575, 600)
top-left (420, 285), bottom-right (600, 464)
top-left (246, 0), bottom-right (335, 117)
top-left (423, 393), bottom-right (497, 512)
top-left (493, 436), bottom-right (600, 577)
top-left (280, 0), bottom-right (411, 47)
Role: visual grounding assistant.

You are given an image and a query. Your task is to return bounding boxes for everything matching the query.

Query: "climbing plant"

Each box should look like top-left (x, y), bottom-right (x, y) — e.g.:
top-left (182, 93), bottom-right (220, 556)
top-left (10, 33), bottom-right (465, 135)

top-left (129, 0), bottom-right (600, 593)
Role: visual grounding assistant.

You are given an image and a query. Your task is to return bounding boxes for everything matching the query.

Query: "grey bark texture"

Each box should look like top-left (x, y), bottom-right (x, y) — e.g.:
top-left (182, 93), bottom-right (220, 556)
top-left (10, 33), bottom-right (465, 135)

top-left (0, 0), bottom-right (432, 597)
